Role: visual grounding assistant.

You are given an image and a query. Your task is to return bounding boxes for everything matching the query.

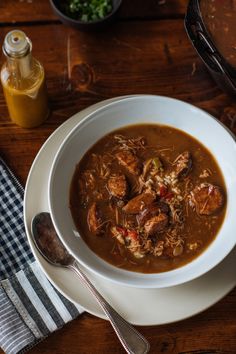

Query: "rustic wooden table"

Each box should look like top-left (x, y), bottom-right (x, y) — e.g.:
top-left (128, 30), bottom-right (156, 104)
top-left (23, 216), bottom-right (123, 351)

top-left (0, 1), bottom-right (235, 353)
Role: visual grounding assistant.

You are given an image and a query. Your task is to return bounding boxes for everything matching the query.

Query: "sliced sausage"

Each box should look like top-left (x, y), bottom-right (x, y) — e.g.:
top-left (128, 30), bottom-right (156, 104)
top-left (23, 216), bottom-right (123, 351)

top-left (107, 174), bottom-right (128, 199)
top-left (144, 213), bottom-right (168, 236)
top-left (137, 202), bottom-right (169, 226)
top-left (174, 151), bottom-right (192, 178)
top-left (87, 203), bottom-right (103, 234)
top-left (122, 192), bottom-right (156, 214)
top-left (116, 150), bottom-right (140, 175)
top-left (189, 183), bottom-right (224, 215)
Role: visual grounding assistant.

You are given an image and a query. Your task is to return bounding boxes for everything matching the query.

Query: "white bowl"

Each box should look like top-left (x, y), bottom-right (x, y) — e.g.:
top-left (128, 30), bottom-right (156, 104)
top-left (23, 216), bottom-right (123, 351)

top-left (48, 95), bottom-right (236, 288)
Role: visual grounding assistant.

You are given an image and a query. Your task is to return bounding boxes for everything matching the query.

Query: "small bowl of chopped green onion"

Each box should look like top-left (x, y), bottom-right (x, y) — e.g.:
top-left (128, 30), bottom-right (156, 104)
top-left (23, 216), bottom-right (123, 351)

top-left (49, 0), bottom-right (122, 30)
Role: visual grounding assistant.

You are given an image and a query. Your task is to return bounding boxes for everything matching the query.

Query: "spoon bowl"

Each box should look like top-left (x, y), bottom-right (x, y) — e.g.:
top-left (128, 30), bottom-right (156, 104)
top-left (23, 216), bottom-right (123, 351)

top-left (31, 212), bottom-right (73, 266)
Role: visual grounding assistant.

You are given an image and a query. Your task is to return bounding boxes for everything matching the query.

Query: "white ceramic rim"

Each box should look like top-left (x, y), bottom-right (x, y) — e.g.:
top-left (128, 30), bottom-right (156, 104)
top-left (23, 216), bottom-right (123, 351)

top-left (48, 95), bottom-right (236, 288)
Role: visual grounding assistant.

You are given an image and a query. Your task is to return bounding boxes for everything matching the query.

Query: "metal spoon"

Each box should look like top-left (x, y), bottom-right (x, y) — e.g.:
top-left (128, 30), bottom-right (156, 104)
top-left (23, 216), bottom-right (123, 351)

top-left (31, 212), bottom-right (150, 354)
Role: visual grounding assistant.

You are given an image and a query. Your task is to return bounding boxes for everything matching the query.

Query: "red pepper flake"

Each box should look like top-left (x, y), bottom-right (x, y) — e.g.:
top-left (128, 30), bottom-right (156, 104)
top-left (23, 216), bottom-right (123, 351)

top-left (127, 230), bottom-right (138, 240)
top-left (164, 192), bottom-right (174, 200)
top-left (116, 226), bottom-right (128, 237)
top-left (159, 185), bottom-right (168, 197)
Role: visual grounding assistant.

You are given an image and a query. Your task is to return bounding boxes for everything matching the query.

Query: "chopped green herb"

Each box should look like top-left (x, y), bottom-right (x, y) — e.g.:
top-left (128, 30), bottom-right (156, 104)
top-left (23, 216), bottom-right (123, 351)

top-left (65, 0), bottom-right (113, 22)
top-left (152, 157), bottom-right (163, 170)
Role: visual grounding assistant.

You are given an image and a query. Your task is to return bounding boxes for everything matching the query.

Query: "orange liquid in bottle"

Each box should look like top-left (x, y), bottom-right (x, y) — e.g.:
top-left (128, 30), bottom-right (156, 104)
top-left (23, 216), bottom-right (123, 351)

top-left (1, 30), bottom-right (49, 128)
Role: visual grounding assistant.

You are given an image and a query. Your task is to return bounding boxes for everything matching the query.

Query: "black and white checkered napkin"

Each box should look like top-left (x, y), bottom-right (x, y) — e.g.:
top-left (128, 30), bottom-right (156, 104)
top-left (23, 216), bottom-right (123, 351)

top-left (0, 157), bottom-right (83, 354)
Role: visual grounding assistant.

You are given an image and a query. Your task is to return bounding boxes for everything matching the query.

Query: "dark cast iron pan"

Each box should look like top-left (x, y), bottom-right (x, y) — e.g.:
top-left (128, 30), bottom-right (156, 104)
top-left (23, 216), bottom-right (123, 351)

top-left (185, 0), bottom-right (236, 96)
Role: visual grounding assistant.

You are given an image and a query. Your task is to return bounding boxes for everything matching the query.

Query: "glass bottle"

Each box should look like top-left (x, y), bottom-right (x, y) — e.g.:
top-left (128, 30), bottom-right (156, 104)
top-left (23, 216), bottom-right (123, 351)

top-left (1, 30), bottom-right (49, 128)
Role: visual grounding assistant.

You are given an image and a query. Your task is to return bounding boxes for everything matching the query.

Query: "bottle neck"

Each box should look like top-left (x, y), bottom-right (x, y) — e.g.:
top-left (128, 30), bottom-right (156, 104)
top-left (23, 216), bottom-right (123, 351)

top-left (7, 51), bottom-right (33, 79)
top-left (4, 52), bottom-right (36, 90)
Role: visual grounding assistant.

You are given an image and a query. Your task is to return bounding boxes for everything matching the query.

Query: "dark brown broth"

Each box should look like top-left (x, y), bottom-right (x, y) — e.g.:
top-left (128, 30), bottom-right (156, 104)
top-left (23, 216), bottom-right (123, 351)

top-left (70, 124), bottom-right (226, 273)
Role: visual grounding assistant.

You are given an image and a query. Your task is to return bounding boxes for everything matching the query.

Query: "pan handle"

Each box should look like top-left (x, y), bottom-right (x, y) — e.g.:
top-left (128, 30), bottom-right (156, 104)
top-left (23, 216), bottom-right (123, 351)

top-left (185, 0), bottom-right (236, 91)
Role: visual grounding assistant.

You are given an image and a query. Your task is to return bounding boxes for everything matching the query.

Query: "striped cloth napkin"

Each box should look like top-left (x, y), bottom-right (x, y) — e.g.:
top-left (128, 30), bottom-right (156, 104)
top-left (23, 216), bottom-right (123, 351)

top-left (0, 157), bottom-right (83, 354)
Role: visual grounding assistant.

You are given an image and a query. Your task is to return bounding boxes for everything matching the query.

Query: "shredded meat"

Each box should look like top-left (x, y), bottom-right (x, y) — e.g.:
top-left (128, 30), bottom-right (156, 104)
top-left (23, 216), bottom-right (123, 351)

top-left (116, 150), bottom-right (141, 175)
top-left (137, 202), bottom-right (169, 226)
top-left (87, 203), bottom-right (103, 234)
top-left (189, 183), bottom-right (224, 215)
top-left (174, 151), bottom-right (192, 178)
top-left (144, 213), bottom-right (168, 236)
top-left (122, 192), bottom-right (156, 214)
top-left (111, 226), bottom-right (145, 258)
top-left (153, 240), bottom-right (165, 256)
top-left (107, 174), bottom-right (128, 199)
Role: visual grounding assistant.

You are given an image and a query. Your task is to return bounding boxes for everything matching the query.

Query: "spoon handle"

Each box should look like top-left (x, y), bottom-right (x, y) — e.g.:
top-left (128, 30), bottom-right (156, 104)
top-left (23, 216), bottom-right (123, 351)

top-left (69, 261), bottom-right (150, 354)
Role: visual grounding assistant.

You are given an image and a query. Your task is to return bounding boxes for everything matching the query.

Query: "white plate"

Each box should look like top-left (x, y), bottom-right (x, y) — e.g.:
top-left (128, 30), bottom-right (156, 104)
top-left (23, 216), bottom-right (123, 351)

top-left (24, 96), bottom-right (236, 325)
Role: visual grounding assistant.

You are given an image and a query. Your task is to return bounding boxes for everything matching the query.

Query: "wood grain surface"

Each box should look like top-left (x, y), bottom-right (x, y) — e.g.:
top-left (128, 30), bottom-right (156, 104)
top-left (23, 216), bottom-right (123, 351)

top-left (0, 1), bottom-right (235, 353)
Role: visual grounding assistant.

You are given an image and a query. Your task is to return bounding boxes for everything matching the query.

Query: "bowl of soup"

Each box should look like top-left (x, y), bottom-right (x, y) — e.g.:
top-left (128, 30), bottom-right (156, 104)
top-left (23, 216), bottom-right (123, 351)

top-left (48, 95), bottom-right (236, 288)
